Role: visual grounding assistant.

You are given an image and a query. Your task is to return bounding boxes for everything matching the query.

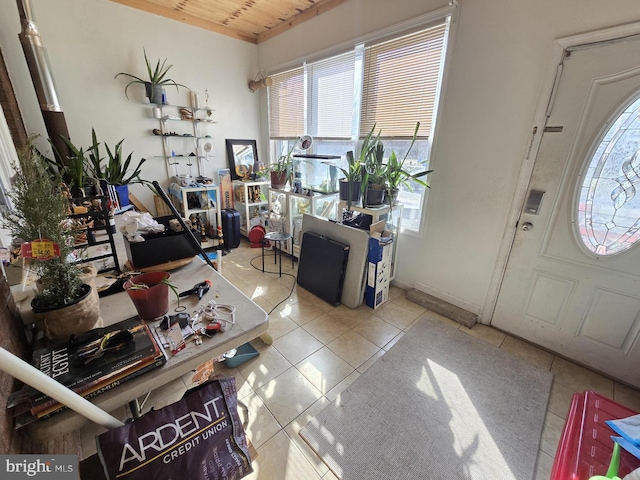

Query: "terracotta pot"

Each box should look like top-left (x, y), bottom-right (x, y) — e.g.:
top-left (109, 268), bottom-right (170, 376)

top-left (32, 283), bottom-right (102, 343)
top-left (124, 271), bottom-right (170, 320)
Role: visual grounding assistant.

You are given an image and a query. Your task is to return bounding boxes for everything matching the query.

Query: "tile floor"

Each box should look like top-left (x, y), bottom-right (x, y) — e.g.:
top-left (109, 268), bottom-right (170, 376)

top-left (80, 239), bottom-right (640, 479)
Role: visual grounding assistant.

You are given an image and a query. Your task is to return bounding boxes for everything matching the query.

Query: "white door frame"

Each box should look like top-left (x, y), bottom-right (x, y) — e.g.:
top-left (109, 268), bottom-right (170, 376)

top-left (483, 21), bottom-right (640, 324)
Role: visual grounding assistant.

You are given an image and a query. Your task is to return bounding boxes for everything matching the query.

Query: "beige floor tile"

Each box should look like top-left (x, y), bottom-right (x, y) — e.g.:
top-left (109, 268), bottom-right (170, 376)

top-left (304, 293), bottom-right (340, 313)
top-left (547, 379), bottom-right (576, 420)
top-left (500, 335), bottom-right (554, 371)
top-left (539, 411), bottom-right (565, 457)
top-left (325, 370), bottom-right (361, 403)
top-left (237, 345), bottom-right (292, 389)
top-left (244, 430), bottom-right (323, 480)
top-left (255, 367), bottom-right (322, 427)
top-left (534, 450), bottom-right (554, 480)
top-left (302, 314), bottom-right (352, 344)
top-left (358, 349), bottom-right (386, 373)
top-left (352, 315), bottom-right (402, 348)
top-left (372, 301), bottom-right (421, 330)
top-left (383, 331), bottom-right (405, 351)
top-left (459, 323), bottom-right (506, 347)
top-left (613, 382), bottom-right (640, 411)
top-left (285, 397), bottom-right (332, 478)
top-left (296, 346), bottom-right (355, 394)
top-left (264, 310), bottom-right (298, 341)
top-left (327, 329), bottom-right (380, 369)
top-left (249, 281), bottom-right (295, 307)
top-left (279, 299), bottom-right (326, 326)
top-left (240, 390), bottom-right (282, 450)
top-left (323, 471), bottom-right (341, 480)
top-left (332, 304), bottom-right (374, 327)
top-left (551, 357), bottom-right (614, 397)
top-left (273, 327), bottom-right (324, 365)
top-left (391, 295), bottom-right (427, 316)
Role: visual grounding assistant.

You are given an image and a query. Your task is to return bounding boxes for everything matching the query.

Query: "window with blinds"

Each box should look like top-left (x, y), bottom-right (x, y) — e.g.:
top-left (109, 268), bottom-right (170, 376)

top-left (268, 66), bottom-right (304, 139)
top-left (361, 24), bottom-right (447, 138)
top-left (267, 17), bottom-right (450, 232)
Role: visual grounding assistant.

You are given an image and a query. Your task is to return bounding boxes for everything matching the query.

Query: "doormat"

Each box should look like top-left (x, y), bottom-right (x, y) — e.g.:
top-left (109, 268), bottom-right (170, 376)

top-left (299, 316), bottom-right (553, 480)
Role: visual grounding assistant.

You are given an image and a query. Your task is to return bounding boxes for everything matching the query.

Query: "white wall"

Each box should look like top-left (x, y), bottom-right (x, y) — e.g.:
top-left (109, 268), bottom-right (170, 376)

top-left (0, 0), bottom-right (261, 211)
top-left (258, 0), bottom-right (640, 321)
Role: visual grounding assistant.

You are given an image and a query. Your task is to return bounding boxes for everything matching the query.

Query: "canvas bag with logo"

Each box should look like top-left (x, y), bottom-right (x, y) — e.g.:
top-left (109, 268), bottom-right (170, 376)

top-left (96, 377), bottom-right (252, 480)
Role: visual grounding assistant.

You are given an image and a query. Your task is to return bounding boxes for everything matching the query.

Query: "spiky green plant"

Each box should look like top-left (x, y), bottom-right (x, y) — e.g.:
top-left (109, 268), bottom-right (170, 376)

top-left (115, 49), bottom-right (189, 99)
top-left (87, 128), bottom-right (146, 185)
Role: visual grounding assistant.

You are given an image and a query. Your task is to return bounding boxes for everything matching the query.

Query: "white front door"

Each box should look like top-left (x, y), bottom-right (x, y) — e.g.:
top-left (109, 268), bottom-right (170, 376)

top-left (492, 35), bottom-right (640, 387)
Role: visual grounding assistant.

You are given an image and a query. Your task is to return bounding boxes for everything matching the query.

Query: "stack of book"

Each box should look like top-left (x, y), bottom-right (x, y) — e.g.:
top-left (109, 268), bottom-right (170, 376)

top-left (9, 316), bottom-right (167, 428)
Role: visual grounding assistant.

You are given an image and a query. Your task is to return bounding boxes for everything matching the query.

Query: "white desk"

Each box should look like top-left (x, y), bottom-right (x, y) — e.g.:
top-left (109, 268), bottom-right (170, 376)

top-left (23, 257), bottom-right (268, 442)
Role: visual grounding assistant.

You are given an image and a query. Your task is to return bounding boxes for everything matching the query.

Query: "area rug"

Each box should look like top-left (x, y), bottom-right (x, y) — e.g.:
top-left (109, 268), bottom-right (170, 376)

top-left (299, 316), bottom-right (553, 480)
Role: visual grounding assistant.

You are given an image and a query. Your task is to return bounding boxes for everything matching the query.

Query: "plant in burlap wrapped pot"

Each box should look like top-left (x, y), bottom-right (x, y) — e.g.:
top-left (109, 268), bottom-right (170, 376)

top-left (3, 137), bottom-right (102, 342)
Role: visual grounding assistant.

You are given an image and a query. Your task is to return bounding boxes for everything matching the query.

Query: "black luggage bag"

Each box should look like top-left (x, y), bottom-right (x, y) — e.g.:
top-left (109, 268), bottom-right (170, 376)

top-left (221, 208), bottom-right (241, 249)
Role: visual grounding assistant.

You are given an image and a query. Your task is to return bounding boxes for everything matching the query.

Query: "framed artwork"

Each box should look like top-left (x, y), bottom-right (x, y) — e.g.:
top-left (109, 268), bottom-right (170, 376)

top-left (225, 139), bottom-right (258, 181)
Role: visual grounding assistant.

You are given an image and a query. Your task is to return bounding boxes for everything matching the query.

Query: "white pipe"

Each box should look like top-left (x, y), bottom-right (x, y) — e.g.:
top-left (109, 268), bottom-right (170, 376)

top-left (0, 347), bottom-right (124, 429)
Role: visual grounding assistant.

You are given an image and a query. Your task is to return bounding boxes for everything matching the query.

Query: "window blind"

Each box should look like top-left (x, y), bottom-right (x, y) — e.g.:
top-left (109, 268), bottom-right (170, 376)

top-left (308, 51), bottom-right (356, 138)
top-left (360, 23), bottom-right (447, 138)
top-left (268, 66), bottom-right (304, 139)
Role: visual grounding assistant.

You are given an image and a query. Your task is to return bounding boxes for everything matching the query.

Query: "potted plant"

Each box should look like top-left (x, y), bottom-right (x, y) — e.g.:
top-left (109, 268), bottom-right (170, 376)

top-left (384, 122), bottom-right (433, 206)
top-left (115, 49), bottom-right (189, 104)
top-left (3, 137), bottom-right (102, 342)
top-left (269, 142), bottom-right (295, 190)
top-left (87, 129), bottom-right (147, 207)
top-left (123, 272), bottom-right (179, 320)
top-left (362, 142), bottom-right (386, 207)
top-left (43, 134), bottom-right (96, 199)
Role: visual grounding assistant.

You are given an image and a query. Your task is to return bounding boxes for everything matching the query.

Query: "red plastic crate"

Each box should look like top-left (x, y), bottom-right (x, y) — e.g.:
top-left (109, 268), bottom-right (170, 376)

top-left (551, 390), bottom-right (640, 479)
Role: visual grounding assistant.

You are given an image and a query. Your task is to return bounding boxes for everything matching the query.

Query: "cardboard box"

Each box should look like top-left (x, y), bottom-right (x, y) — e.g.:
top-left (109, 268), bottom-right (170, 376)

top-left (366, 221), bottom-right (394, 309)
top-left (124, 216), bottom-right (202, 269)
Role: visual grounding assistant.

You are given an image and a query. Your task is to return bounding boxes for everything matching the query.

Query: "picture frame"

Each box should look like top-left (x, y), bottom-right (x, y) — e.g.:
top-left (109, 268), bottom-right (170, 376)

top-left (225, 139), bottom-right (258, 181)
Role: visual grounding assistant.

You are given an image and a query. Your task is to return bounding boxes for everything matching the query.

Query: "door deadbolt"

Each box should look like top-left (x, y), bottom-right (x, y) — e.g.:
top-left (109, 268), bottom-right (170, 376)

top-left (522, 222), bottom-right (533, 231)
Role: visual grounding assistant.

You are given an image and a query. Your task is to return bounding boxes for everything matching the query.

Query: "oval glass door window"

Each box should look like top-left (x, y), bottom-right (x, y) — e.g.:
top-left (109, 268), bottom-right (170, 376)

top-left (577, 95), bottom-right (640, 256)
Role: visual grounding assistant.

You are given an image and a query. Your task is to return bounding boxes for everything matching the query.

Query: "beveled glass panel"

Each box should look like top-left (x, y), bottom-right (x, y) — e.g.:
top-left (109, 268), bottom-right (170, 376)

top-left (577, 95), bottom-right (640, 255)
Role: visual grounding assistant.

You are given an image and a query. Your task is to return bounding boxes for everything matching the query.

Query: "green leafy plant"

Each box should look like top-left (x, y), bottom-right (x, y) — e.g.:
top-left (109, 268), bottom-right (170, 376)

top-left (87, 129), bottom-right (146, 185)
top-left (3, 137), bottom-right (83, 308)
top-left (43, 134), bottom-right (90, 191)
top-left (115, 49), bottom-right (189, 100)
top-left (384, 122), bottom-right (433, 195)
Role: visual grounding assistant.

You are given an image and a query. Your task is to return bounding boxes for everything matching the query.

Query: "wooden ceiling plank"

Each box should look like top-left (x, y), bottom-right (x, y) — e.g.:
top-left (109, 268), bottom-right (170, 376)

top-left (256, 0), bottom-right (347, 43)
top-left (111, 0), bottom-right (259, 43)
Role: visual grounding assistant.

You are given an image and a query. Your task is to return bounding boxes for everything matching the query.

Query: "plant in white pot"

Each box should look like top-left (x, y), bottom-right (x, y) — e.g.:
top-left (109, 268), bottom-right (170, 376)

top-left (3, 137), bottom-right (102, 342)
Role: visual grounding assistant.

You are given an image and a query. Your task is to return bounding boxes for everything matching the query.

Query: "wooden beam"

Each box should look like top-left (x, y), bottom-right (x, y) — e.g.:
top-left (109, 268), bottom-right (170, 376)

top-left (111, 0), bottom-right (259, 44)
top-left (256, 0), bottom-right (348, 44)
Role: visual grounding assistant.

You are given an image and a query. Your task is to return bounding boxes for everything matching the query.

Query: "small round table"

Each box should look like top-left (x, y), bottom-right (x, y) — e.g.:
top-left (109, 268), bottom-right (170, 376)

top-left (262, 231), bottom-right (294, 277)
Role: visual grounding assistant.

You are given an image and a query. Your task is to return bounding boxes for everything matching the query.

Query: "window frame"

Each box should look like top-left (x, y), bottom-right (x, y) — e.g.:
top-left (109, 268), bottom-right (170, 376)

top-left (266, 8), bottom-right (456, 234)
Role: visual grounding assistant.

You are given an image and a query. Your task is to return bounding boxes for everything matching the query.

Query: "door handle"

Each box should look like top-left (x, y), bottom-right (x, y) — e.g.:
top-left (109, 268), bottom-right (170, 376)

top-left (522, 222), bottom-right (533, 231)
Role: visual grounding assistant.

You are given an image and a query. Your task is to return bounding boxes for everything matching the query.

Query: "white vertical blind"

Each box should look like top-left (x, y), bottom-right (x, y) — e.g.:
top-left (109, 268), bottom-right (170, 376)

top-left (360, 23), bottom-right (447, 138)
top-left (268, 66), bottom-right (305, 139)
top-left (308, 51), bottom-right (356, 138)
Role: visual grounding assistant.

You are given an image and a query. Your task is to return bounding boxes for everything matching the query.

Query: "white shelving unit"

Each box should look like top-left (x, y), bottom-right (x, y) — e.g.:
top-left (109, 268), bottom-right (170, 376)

top-left (268, 188), bottom-right (340, 258)
top-left (232, 180), bottom-right (269, 236)
top-left (168, 183), bottom-right (222, 249)
top-left (151, 103), bottom-right (217, 180)
top-left (338, 201), bottom-right (403, 280)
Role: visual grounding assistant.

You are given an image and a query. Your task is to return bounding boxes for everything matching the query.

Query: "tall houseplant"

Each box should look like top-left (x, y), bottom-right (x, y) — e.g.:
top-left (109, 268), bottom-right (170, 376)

top-left (3, 138), bottom-right (102, 341)
top-left (384, 122), bottom-right (433, 206)
top-left (115, 49), bottom-right (189, 104)
top-left (87, 129), bottom-right (147, 207)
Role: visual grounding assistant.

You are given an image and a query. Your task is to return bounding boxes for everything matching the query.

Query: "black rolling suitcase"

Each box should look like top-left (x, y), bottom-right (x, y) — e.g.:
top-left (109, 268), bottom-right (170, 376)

top-left (221, 208), bottom-right (241, 249)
